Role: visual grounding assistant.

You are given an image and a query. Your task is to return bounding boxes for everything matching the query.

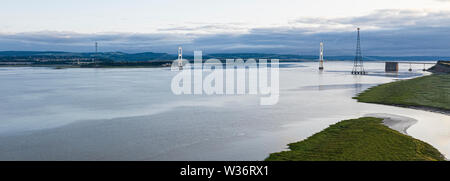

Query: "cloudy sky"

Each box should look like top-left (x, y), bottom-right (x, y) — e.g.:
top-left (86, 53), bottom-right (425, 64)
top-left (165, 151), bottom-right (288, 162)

top-left (1, 0), bottom-right (450, 56)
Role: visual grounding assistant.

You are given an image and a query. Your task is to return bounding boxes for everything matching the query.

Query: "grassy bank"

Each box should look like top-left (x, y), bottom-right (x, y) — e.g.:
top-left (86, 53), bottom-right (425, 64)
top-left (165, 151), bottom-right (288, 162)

top-left (354, 74), bottom-right (450, 112)
top-left (266, 117), bottom-right (445, 161)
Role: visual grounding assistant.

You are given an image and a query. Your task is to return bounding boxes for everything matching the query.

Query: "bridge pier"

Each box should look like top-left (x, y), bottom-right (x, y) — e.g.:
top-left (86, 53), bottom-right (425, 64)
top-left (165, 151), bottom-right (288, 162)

top-left (385, 61), bottom-right (435, 72)
top-left (385, 62), bottom-right (398, 72)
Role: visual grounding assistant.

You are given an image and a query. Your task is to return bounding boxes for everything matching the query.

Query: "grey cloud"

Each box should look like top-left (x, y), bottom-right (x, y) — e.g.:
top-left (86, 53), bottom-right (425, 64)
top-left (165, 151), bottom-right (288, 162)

top-left (294, 9), bottom-right (450, 29)
top-left (1, 9), bottom-right (450, 56)
top-left (0, 31), bottom-right (192, 53)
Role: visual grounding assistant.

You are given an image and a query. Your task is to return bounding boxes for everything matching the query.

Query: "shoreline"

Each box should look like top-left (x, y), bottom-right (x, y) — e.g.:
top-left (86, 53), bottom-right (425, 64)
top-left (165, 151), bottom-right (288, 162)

top-left (354, 73), bottom-right (450, 115)
top-left (0, 65), bottom-right (167, 68)
top-left (265, 117), bottom-right (446, 161)
top-left (361, 102), bottom-right (450, 116)
top-left (266, 71), bottom-right (448, 161)
top-left (365, 113), bottom-right (418, 135)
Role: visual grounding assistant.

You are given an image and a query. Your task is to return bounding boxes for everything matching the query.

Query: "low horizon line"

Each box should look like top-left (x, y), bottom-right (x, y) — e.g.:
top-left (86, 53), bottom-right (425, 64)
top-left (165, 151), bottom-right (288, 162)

top-left (1, 50), bottom-right (449, 58)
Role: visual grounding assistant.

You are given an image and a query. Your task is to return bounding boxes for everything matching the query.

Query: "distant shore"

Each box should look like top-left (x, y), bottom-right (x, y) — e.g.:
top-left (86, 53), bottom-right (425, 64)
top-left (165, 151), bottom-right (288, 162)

top-left (0, 62), bottom-right (172, 68)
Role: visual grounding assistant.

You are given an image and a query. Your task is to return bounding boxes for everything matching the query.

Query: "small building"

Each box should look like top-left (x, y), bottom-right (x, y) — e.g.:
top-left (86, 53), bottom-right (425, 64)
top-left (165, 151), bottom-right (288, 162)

top-left (385, 62), bottom-right (399, 72)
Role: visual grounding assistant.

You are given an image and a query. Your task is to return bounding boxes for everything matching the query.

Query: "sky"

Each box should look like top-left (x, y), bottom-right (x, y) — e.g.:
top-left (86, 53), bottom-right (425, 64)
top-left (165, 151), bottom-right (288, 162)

top-left (1, 0), bottom-right (450, 56)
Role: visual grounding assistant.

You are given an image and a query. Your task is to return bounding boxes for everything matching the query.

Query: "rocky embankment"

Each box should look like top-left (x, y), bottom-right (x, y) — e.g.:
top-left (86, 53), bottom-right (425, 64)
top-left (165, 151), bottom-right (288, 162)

top-left (428, 61), bottom-right (450, 73)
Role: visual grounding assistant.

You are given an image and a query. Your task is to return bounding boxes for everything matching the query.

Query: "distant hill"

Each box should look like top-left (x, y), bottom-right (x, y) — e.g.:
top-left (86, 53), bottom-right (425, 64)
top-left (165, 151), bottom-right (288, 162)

top-left (190, 53), bottom-right (449, 61)
top-left (0, 51), bottom-right (449, 62)
top-left (95, 52), bottom-right (175, 61)
top-left (0, 51), bottom-right (176, 62)
top-left (200, 53), bottom-right (316, 60)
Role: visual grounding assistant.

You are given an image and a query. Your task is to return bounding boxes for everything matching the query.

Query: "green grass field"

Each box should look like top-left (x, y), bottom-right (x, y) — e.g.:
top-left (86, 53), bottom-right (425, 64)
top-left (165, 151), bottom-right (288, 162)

top-left (354, 74), bottom-right (450, 111)
top-left (265, 117), bottom-right (445, 161)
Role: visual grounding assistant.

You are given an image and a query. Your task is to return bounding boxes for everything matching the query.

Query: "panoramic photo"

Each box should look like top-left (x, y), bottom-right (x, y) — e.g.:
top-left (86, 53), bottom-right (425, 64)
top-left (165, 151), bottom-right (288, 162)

top-left (0, 0), bottom-right (449, 179)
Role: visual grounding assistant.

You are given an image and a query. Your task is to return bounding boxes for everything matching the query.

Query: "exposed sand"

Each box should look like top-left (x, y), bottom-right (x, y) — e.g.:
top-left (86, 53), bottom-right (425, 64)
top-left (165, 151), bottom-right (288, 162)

top-left (365, 113), bottom-right (418, 135)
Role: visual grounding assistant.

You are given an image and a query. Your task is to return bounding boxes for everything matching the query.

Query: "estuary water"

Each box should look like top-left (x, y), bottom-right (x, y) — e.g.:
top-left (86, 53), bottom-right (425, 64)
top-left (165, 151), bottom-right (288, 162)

top-left (0, 61), bottom-right (448, 160)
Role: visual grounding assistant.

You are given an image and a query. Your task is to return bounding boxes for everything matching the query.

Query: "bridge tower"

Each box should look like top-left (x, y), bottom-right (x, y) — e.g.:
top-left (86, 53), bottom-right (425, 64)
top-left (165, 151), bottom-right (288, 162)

top-left (95, 42), bottom-right (98, 53)
top-left (351, 28), bottom-right (366, 75)
top-left (319, 42), bottom-right (324, 70)
top-left (178, 46), bottom-right (183, 70)
top-left (92, 41), bottom-right (98, 64)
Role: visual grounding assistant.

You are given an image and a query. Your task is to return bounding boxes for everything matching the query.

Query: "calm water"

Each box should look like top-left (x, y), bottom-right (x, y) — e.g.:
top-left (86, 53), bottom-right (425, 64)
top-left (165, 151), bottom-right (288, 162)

top-left (0, 61), bottom-right (448, 160)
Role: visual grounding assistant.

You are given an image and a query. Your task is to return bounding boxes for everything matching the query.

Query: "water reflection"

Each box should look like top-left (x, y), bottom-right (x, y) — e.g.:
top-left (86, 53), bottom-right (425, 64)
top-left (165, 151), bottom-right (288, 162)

top-left (290, 83), bottom-right (377, 91)
top-left (0, 61), bottom-right (447, 161)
